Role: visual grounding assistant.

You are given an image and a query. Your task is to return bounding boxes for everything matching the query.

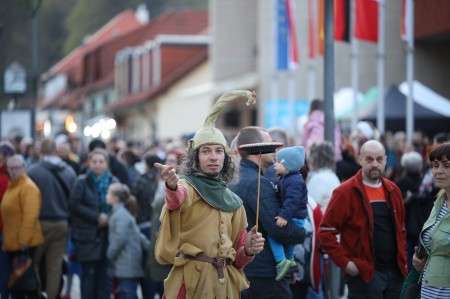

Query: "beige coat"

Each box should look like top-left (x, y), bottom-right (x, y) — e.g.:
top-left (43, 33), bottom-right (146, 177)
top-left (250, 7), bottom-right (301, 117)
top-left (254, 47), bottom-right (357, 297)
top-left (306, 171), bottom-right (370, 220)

top-left (156, 179), bottom-right (249, 299)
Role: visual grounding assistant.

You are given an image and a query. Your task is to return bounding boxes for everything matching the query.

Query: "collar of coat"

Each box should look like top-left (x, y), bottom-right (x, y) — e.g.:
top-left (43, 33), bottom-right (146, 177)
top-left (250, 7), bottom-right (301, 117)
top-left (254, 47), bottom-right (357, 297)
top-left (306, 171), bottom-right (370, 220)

top-left (180, 174), bottom-right (242, 212)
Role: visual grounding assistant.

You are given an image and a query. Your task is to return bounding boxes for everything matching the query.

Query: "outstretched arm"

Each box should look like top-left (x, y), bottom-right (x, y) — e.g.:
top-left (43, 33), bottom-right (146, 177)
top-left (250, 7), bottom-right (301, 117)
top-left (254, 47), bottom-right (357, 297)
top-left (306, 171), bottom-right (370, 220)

top-left (154, 162), bottom-right (178, 190)
top-left (154, 162), bottom-right (186, 210)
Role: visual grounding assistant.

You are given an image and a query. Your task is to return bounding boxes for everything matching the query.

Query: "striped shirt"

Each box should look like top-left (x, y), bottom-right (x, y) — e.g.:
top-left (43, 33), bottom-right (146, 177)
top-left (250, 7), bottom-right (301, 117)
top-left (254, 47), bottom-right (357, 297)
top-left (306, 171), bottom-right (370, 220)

top-left (421, 200), bottom-right (450, 299)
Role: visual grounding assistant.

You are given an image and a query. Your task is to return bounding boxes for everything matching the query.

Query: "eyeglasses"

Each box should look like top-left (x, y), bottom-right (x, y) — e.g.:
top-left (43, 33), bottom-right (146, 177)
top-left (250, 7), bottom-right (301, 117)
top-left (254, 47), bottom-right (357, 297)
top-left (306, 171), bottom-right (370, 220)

top-left (7, 165), bottom-right (24, 171)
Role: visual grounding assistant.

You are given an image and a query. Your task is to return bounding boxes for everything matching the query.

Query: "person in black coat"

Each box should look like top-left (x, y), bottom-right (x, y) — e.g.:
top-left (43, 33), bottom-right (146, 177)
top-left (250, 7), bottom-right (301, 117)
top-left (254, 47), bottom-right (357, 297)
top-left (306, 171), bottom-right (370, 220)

top-left (229, 126), bottom-right (305, 299)
top-left (394, 151), bottom-right (427, 271)
top-left (70, 148), bottom-right (119, 299)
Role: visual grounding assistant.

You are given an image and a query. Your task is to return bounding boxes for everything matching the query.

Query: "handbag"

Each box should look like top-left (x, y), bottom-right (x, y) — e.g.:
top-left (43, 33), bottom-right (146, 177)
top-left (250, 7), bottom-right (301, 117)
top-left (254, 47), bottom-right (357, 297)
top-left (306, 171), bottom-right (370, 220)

top-left (400, 268), bottom-right (421, 299)
top-left (8, 251), bottom-right (40, 291)
top-left (400, 243), bottom-right (424, 299)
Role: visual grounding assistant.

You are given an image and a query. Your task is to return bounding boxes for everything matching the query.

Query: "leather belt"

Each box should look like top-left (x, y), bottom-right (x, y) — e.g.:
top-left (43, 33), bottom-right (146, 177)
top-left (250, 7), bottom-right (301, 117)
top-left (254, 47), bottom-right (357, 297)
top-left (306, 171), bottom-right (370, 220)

top-left (178, 253), bottom-right (231, 282)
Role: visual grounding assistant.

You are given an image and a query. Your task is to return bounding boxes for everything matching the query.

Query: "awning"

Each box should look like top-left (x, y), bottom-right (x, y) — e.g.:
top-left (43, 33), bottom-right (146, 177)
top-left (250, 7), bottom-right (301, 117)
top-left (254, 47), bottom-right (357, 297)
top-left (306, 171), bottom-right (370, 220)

top-left (367, 84), bottom-right (450, 119)
top-left (399, 80), bottom-right (450, 117)
top-left (334, 87), bottom-right (378, 120)
top-left (363, 83), bottom-right (450, 136)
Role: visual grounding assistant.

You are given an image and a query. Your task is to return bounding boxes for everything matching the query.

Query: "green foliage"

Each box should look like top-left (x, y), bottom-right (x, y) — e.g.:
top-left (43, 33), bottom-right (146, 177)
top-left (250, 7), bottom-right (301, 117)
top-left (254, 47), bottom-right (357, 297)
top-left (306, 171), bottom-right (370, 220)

top-left (40, 0), bottom-right (76, 70)
top-left (63, 0), bottom-right (207, 55)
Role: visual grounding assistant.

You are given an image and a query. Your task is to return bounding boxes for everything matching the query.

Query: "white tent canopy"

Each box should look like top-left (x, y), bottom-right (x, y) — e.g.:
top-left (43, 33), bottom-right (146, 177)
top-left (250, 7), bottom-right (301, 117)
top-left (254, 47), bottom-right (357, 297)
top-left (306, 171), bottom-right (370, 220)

top-left (333, 87), bottom-right (378, 120)
top-left (399, 80), bottom-right (450, 117)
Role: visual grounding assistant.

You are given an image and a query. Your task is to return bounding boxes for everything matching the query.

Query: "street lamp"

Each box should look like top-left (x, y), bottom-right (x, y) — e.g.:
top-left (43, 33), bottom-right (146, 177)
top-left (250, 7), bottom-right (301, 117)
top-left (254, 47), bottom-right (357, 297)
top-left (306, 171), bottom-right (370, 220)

top-left (28, 0), bottom-right (43, 140)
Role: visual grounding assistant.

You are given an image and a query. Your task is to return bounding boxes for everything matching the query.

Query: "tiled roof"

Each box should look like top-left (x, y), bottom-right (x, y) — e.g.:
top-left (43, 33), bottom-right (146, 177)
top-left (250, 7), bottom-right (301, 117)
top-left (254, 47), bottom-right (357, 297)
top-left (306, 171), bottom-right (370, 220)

top-left (105, 47), bottom-right (208, 113)
top-left (82, 10), bottom-right (208, 86)
top-left (46, 10), bottom-right (143, 79)
top-left (42, 9), bottom-right (208, 109)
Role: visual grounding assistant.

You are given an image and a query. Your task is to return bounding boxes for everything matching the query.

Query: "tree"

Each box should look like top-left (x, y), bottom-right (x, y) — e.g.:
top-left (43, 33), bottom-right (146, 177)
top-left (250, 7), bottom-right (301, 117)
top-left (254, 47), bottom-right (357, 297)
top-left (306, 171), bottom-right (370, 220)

top-left (63, 0), bottom-right (207, 54)
top-left (0, 0), bottom-right (75, 107)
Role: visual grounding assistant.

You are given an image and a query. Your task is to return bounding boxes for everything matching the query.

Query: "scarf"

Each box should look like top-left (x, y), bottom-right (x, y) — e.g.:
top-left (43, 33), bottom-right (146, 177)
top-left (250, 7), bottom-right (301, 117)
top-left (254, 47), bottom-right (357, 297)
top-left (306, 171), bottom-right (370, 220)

top-left (180, 174), bottom-right (242, 212)
top-left (88, 169), bottom-right (112, 214)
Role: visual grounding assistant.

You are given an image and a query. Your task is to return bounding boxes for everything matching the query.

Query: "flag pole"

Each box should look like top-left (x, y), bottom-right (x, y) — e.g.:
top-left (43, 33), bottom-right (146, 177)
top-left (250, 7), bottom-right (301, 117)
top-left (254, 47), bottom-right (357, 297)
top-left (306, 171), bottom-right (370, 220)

top-left (271, 74), bottom-right (279, 128)
top-left (287, 0), bottom-right (298, 136)
top-left (289, 71), bottom-right (296, 136)
top-left (272, 0), bottom-right (280, 128)
top-left (350, 0), bottom-right (359, 133)
top-left (406, 0), bottom-right (415, 144)
top-left (324, 0), bottom-right (335, 146)
top-left (307, 0), bottom-right (317, 102)
top-left (377, 0), bottom-right (386, 134)
top-left (307, 59), bottom-right (316, 102)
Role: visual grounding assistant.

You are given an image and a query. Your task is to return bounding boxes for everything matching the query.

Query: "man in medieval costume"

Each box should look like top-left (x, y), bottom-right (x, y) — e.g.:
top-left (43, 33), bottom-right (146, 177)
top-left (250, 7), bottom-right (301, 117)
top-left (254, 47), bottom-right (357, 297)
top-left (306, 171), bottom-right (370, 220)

top-left (154, 90), bottom-right (265, 299)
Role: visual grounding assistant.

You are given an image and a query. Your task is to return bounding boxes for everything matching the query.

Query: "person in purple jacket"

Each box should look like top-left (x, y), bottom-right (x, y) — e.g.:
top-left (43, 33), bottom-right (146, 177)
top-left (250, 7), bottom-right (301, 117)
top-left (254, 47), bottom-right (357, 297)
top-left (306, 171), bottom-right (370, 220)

top-left (269, 146), bottom-right (308, 281)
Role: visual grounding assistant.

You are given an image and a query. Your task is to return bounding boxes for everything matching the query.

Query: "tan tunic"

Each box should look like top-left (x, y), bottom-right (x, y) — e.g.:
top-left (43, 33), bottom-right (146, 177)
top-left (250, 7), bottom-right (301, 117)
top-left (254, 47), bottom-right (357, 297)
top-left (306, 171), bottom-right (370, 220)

top-left (155, 179), bottom-right (249, 299)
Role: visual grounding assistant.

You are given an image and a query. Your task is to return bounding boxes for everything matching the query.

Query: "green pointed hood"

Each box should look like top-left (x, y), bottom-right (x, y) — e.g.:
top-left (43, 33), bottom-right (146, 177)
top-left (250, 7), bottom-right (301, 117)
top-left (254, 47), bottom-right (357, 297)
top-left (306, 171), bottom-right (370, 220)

top-left (186, 90), bottom-right (256, 152)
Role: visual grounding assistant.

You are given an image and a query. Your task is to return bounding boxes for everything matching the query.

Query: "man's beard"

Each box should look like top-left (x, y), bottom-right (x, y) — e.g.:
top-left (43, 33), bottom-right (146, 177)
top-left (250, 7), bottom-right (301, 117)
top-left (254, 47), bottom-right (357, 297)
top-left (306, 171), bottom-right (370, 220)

top-left (368, 169), bottom-right (381, 180)
top-left (204, 171), bottom-right (220, 178)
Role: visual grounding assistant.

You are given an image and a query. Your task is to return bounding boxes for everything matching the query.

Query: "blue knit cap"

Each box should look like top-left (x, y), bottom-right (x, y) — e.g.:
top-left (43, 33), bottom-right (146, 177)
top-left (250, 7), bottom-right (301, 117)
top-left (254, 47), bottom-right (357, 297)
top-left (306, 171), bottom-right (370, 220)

top-left (276, 146), bottom-right (305, 172)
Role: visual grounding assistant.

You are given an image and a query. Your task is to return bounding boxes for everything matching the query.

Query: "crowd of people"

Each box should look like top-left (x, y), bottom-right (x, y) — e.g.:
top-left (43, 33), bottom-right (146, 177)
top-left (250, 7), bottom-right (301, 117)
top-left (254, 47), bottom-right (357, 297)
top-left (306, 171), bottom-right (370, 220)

top-left (0, 94), bottom-right (449, 299)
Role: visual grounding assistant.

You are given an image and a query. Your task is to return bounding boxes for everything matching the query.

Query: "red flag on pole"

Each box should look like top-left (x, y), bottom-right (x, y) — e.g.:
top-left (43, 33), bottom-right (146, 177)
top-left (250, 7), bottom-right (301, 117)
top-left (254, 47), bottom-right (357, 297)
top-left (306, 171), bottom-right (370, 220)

top-left (317, 0), bottom-right (350, 56)
top-left (308, 0), bottom-right (316, 58)
top-left (354, 0), bottom-right (378, 42)
top-left (335, 0), bottom-right (350, 42)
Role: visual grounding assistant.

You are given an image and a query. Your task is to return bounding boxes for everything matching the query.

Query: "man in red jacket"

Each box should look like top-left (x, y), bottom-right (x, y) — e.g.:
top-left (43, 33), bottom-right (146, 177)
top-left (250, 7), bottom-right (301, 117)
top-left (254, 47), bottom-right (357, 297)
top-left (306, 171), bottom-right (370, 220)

top-left (319, 140), bottom-right (407, 299)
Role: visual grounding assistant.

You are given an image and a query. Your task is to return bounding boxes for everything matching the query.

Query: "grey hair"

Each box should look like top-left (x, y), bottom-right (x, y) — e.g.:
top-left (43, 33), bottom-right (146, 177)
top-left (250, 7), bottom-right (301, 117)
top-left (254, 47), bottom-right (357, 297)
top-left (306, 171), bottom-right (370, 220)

top-left (268, 127), bottom-right (290, 146)
top-left (7, 154), bottom-right (26, 167)
top-left (308, 141), bottom-right (336, 172)
top-left (401, 151), bottom-right (423, 173)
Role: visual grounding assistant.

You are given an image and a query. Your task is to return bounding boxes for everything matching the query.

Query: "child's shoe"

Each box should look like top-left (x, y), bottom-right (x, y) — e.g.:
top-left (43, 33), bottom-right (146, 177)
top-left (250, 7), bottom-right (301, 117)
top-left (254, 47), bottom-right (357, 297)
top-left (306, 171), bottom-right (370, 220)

top-left (275, 258), bottom-right (297, 281)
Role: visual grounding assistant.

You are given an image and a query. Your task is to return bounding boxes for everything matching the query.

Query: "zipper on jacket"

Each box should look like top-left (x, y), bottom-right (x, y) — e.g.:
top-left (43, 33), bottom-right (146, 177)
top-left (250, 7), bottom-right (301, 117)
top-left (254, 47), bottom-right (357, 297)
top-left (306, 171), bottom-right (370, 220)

top-left (353, 239), bottom-right (360, 256)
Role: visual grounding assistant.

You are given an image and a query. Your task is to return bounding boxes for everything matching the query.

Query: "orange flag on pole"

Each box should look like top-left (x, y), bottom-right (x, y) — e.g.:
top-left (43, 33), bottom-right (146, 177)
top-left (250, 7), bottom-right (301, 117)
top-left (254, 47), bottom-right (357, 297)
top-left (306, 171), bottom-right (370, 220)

top-left (317, 0), bottom-right (350, 56)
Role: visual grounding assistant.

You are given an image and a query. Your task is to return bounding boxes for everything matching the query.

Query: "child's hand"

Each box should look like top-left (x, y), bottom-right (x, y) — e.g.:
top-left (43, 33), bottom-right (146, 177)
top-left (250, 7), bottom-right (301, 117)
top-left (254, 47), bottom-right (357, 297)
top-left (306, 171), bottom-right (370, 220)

top-left (98, 213), bottom-right (109, 227)
top-left (275, 216), bottom-right (287, 228)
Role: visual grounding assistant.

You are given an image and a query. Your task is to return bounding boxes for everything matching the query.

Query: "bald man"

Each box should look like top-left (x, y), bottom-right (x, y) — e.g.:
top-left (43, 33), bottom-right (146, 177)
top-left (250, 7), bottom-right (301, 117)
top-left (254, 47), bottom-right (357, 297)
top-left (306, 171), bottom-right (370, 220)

top-left (319, 140), bottom-right (407, 299)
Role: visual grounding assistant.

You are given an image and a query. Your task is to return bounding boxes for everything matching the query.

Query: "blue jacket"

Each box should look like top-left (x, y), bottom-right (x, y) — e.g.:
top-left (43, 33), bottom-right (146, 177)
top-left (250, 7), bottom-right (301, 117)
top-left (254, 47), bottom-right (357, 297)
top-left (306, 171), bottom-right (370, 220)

top-left (229, 159), bottom-right (305, 278)
top-left (276, 172), bottom-right (308, 220)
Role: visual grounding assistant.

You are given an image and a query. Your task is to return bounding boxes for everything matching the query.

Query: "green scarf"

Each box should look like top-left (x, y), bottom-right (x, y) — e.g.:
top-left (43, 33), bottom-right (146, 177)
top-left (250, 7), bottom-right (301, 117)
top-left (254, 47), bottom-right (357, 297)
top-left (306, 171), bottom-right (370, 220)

top-left (180, 174), bottom-right (242, 212)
